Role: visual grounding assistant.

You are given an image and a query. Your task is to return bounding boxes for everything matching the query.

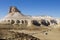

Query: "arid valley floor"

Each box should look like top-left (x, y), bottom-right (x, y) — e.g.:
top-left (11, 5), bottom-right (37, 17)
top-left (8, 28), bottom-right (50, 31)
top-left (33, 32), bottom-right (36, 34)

top-left (0, 25), bottom-right (60, 40)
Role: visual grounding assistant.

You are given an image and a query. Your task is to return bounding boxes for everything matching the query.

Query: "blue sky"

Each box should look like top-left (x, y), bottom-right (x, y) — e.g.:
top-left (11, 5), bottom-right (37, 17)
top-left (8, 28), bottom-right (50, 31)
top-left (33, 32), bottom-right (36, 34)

top-left (0, 0), bottom-right (60, 18)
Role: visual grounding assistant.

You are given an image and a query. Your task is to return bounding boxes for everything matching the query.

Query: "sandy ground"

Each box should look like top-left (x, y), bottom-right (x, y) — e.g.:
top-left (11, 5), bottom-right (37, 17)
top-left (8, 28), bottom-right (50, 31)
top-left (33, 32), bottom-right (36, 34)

top-left (8, 27), bottom-right (60, 40)
top-left (0, 24), bottom-right (60, 40)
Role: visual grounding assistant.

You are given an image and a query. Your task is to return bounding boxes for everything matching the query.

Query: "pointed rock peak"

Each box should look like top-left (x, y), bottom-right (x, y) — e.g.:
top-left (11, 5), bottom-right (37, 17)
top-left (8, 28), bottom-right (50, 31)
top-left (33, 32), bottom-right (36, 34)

top-left (3, 6), bottom-right (29, 19)
top-left (8, 6), bottom-right (24, 16)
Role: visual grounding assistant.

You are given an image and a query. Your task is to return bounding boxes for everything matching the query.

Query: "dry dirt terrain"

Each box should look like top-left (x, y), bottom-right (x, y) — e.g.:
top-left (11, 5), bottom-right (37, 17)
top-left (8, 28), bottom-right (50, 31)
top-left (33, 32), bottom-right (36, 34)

top-left (0, 25), bottom-right (60, 40)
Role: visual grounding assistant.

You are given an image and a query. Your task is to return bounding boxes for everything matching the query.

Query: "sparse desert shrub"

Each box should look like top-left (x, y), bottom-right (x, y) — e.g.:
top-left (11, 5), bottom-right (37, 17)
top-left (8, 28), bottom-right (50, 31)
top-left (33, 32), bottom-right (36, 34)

top-left (32, 20), bottom-right (41, 26)
top-left (11, 20), bottom-right (15, 24)
top-left (50, 19), bottom-right (57, 24)
top-left (41, 19), bottom-right (50, 26)
top-left (16, 20), bottom-right (20, 24)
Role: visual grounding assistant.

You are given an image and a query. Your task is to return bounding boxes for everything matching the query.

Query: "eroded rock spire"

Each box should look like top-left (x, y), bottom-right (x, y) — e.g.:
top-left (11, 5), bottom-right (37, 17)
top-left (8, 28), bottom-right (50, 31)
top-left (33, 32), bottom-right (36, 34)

top-left (8, 6), bottom-right (24, 16)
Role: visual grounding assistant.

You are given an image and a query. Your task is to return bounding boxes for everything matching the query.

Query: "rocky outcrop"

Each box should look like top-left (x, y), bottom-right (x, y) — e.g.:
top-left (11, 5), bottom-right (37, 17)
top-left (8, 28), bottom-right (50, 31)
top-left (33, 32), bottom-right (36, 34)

top-left (3, 6), bottom-right (31, 20)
